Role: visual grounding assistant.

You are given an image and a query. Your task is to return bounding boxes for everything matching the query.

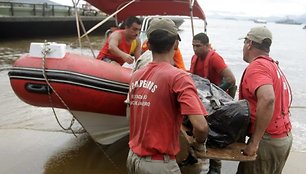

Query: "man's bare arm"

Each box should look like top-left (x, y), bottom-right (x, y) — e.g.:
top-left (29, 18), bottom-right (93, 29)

top-left (220, 67), bottom-right (236, 90)
top-left (243, 84), bottom-right (275, 156)
top-left (188, 114), bottom-right (208, 143)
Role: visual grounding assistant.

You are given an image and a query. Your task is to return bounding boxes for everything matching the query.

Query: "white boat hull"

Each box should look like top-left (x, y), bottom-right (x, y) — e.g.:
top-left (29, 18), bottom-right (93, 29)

top-left (72, 111), bottom-right (129, 145)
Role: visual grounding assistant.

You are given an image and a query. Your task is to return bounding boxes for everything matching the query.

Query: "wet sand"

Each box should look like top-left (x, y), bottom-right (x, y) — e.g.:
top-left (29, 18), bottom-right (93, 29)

top-left (1, 69), bottom-right (305, 174)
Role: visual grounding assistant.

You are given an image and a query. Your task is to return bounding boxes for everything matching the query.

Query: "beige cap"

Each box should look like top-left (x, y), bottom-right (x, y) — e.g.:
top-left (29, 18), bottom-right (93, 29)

top-left (146, 18), bottom-right (181, 41)
top-left (244, 26), bottom-right (272, 44)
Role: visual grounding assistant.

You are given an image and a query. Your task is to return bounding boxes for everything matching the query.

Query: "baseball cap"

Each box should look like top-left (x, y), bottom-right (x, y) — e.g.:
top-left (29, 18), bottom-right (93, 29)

top-left (146, 18), bottom-right (181, 41)
top-left (243, 26), bottom-right (272, 44)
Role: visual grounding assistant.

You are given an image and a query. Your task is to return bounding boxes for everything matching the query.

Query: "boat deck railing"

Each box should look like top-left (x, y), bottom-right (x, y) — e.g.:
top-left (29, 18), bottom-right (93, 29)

top-left (0, 2), bottom-right (102, 17)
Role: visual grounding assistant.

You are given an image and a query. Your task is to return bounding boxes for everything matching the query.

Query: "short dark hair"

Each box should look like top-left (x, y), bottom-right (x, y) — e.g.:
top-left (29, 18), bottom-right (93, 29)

top-left (193, 32), bottom-right (209, 45)
top-left (251, 38), bottom-right (271, 52)
top-left (125, 16), bottom-right (141, 28)
top-left (148, 30), bottom-right (176, 54)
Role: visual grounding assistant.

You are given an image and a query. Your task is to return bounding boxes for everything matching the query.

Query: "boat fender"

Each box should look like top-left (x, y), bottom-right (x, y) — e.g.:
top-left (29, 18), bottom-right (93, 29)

top-left (29, 42), bottom-right (66, 59)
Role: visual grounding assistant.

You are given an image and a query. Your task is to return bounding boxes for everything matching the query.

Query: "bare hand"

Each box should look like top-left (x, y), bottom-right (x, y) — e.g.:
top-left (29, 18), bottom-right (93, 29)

top-left (125, 55), bottom-right (134, 64)
top-left (191, 139), bottom-right (207, 153)
top-left (242, 143), bottom-right (258, 156)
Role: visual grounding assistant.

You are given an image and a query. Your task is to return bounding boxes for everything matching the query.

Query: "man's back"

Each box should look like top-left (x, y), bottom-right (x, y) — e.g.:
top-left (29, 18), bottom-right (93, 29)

top-left (129, 62), bottom-right (195, 156)
top-left (127, 18), bottom-right (208, 174)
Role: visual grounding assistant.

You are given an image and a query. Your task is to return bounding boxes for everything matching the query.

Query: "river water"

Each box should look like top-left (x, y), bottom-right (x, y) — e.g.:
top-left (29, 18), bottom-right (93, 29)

top-left (0, 18), bottom-right (305, 174)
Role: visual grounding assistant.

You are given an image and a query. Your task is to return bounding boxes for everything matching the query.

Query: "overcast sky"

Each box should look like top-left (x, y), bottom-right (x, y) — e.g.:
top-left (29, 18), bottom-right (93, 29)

top-left (199, 0), bottom-right (306, 17)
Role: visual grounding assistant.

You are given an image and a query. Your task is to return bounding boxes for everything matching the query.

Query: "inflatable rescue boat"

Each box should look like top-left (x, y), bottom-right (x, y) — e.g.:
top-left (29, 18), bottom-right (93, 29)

top-left (8, 42), bottom-right (131, 144)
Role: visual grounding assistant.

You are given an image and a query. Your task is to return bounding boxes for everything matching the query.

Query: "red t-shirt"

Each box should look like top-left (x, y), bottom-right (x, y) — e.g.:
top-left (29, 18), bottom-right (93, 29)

top-left (190, 51), bottom-right (227, 85)
top-left (239, 56), bottom-right (291, 135)
top-left (129, 62), bottom-right (207, 156)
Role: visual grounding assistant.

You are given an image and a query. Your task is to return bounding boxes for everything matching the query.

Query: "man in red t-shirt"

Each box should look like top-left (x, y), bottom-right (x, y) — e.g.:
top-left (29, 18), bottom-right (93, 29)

top-left (190, 32), bottom-right (236, 174)
top-left (190, 33), bottom-right (236, 99)
top-left (96, 16), bottom-right (142, 65)
top-left (127, 18), bottom-right (209, 174)
top-left (237, 26), bottom-right (292, 174)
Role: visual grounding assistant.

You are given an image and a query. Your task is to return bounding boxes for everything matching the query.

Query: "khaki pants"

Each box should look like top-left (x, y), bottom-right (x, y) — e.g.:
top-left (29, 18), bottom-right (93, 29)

top-left (236, 132), bottom-right (293, 174)
top-left (127, 149), bottom-right (181, 174)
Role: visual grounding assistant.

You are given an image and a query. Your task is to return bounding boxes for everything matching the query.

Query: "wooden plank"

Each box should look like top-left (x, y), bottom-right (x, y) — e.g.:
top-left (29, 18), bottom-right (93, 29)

top-left (195, 143), bottom-right (256, 161)
top-left (180, 126), bottom-right (256, 161)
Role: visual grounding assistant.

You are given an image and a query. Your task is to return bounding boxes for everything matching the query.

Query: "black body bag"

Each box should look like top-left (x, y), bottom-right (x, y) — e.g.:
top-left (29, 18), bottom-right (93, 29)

top-left (184, 74), bottom-right (250, 148)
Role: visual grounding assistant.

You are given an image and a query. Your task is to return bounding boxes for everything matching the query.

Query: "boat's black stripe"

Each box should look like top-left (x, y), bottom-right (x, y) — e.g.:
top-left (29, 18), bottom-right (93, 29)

top-left (8, 67), bottom-right (129, 95)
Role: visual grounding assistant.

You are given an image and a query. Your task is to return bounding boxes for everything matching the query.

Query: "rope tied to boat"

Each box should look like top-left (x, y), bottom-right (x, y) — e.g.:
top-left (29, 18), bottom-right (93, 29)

top-left (41, 41), bottom-right (80, 137)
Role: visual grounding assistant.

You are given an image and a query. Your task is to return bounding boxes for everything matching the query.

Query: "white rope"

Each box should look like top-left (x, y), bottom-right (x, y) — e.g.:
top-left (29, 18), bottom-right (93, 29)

top-left (40, 41), bottom-right (124, 174)
top-left (72, 0), bottom-right (82, 50)
top-left (80, 0), bottom-right (136, 38)
top-left (189, 0), bottom-right (195, 37)
top-left (76, 12), bottom-right (96, 58)
top-left (40, 41), bottom-right (78, 136)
